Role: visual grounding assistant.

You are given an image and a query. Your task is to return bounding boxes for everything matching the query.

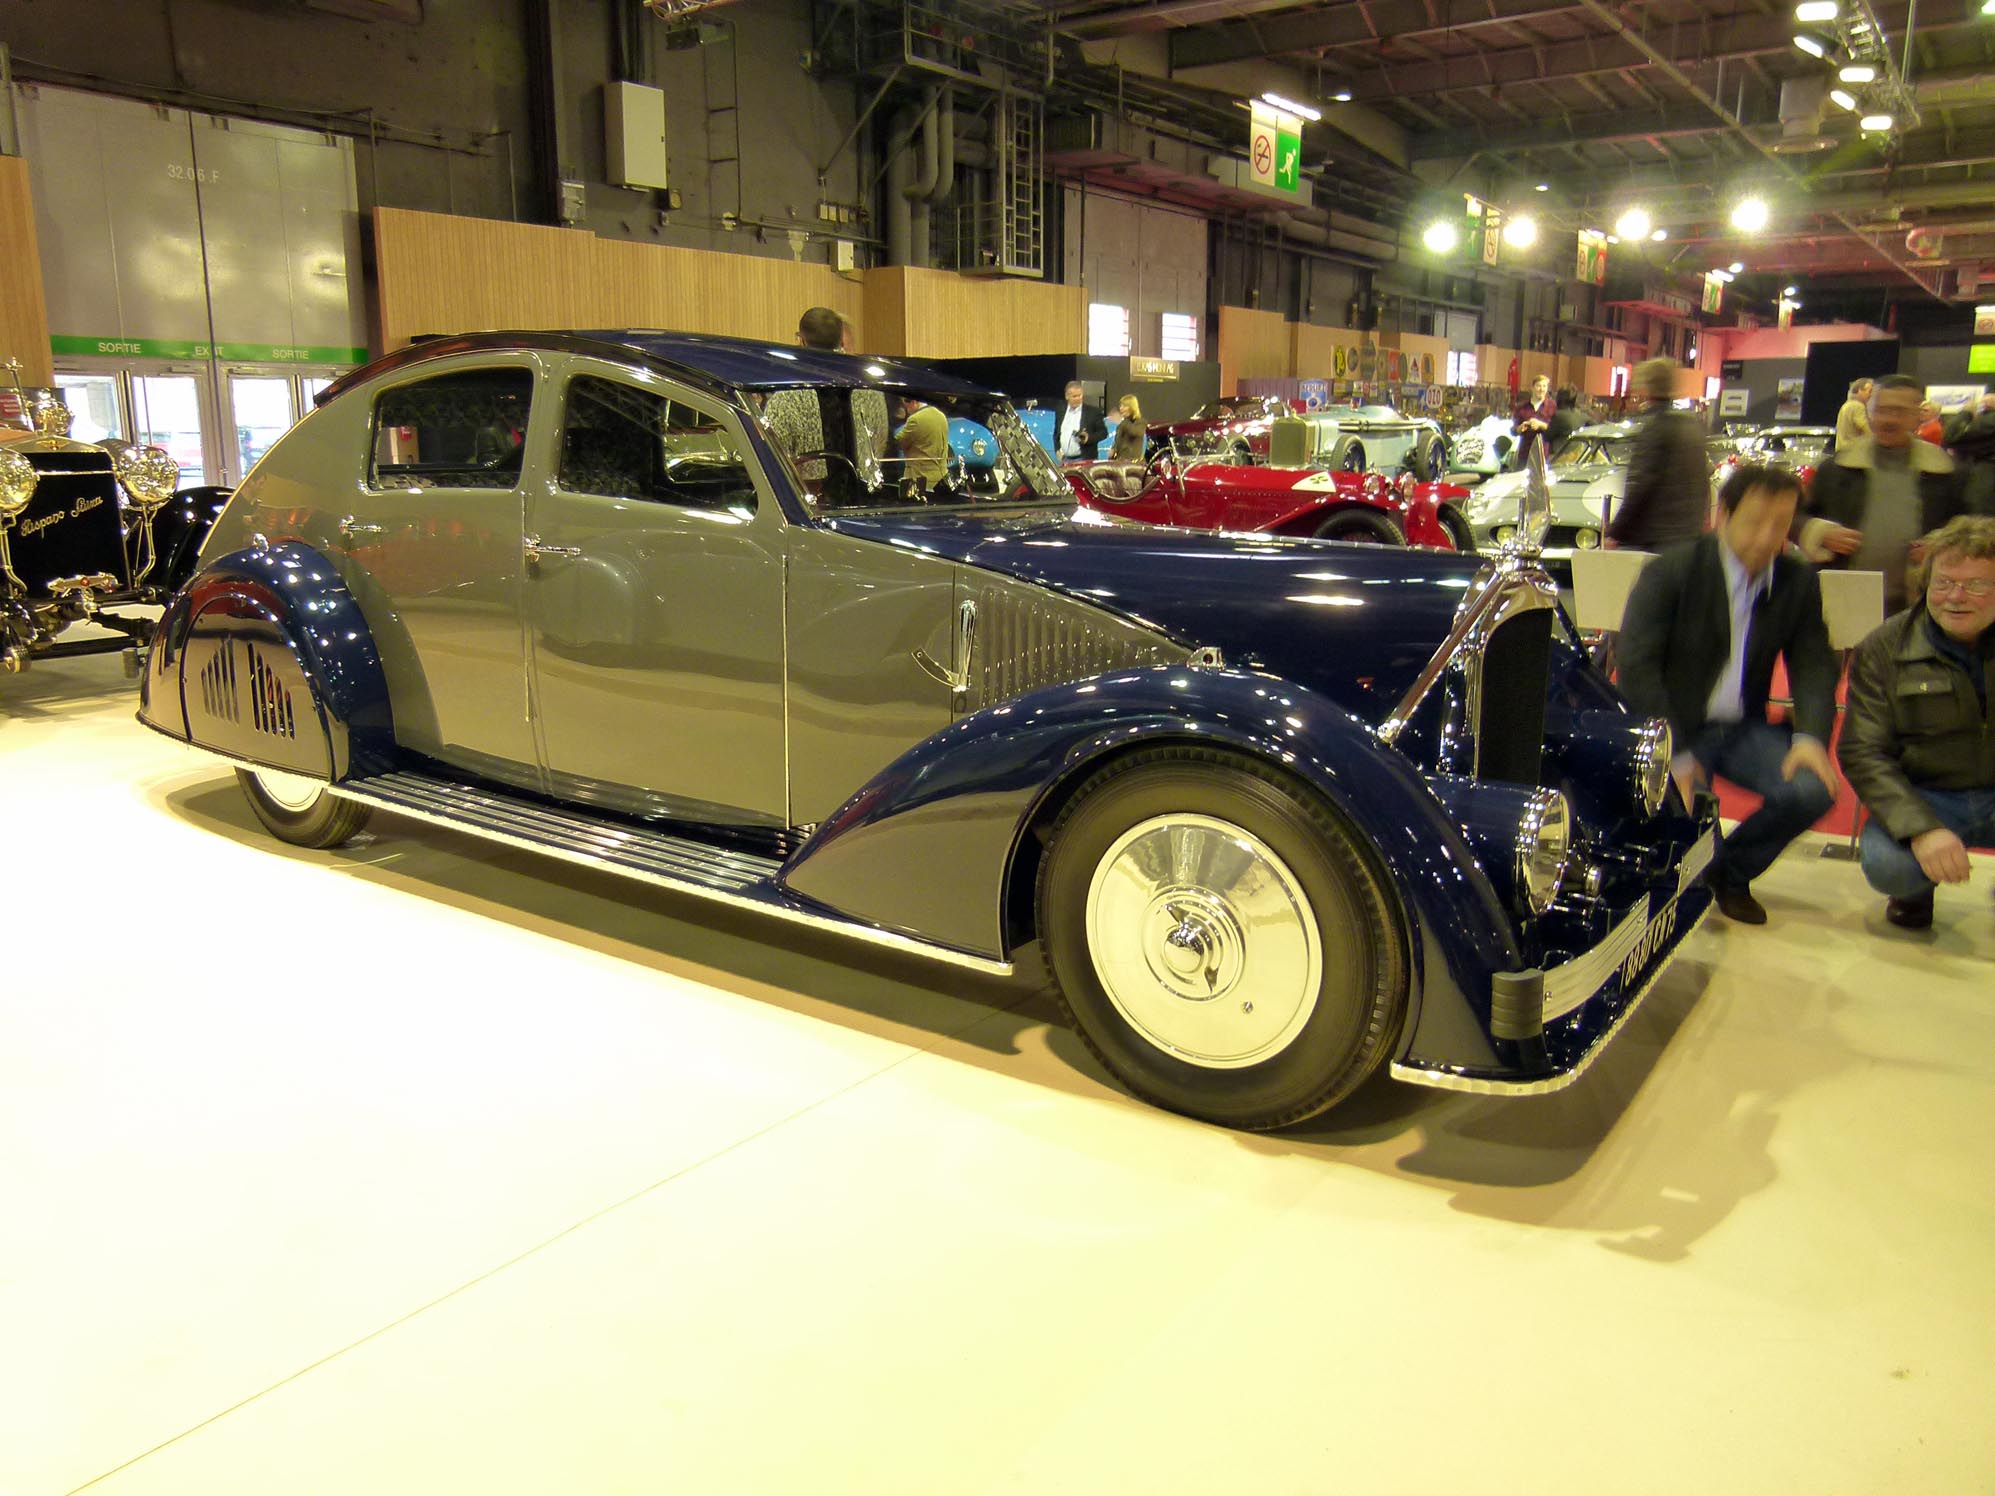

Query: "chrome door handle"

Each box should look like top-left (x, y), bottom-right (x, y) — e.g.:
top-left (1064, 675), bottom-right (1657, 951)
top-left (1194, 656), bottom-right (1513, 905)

top-left (524, 534), bottom-right (581, 564)
top-left (339, 517), bottom-right (386, 541)
top-left (914, 598), bottom-right (978, 696)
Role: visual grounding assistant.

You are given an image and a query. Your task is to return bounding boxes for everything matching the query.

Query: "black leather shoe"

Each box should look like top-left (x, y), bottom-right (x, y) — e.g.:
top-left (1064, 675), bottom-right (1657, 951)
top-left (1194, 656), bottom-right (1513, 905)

top-left (1706, 877), bottom-right (1768, 925)
top-left (1885, 894), bottom-right (1935, 930)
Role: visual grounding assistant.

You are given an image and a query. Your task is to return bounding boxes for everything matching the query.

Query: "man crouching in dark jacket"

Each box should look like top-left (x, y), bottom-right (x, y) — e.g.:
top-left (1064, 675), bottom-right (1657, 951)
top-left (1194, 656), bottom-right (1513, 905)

top-left (1618, 463), bottom-right (1839, 924)
top-left (1838, 514), bottom-right (1995, 929)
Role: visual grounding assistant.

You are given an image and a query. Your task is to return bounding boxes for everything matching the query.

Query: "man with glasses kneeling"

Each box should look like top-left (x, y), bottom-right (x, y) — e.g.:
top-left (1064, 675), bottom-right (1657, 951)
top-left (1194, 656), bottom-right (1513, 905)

top-left (1839, 515), bottom-right (1995, 930)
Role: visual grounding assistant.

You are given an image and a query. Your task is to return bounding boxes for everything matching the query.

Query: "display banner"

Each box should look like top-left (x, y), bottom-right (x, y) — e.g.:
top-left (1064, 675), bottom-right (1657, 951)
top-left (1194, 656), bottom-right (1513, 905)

top-left (1701, 274), bottom-right (1724, 314)
top-left (1576, 231), bottom-right (1608, 285)
top-left (50, 334), bottom-right (367, 365)
top-left (1777, 298), bottom-right (1794, 330)
top-left (1129, 357), bottom-right (1179, 381)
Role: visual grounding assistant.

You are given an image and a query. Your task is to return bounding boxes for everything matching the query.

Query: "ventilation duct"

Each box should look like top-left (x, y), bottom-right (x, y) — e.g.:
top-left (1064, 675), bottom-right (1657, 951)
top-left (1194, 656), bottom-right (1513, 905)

top-left (1770, 75), bottom-right (1836, 154)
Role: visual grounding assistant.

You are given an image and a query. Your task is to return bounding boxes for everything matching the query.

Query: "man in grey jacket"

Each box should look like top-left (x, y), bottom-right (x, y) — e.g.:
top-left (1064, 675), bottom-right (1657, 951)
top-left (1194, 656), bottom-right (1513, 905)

top-left (1606, 357), bottom-right (1709, 550)
top-left (1839, 514), bottom-right (1995, 928)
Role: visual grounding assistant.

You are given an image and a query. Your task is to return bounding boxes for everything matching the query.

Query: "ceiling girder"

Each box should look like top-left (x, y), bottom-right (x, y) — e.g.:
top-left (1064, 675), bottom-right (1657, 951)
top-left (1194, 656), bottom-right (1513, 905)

top-left (1167, 0), bottom-right (1590, 68)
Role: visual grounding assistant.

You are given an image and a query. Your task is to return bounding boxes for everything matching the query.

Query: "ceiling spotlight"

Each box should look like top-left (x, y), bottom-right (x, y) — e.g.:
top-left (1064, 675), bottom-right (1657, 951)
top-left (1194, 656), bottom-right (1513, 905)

top-left (1712, 269), bottom-right (1736, 283)
top-left (1860, 112), bottom-right (1895, 132)
top-left (1837, 63), bottom-right (1877, 83)
top-left (1535, 182), bottom-right (1550, 192)
top-left (1830, 88), bottom-right (1859, 111)
top-left (1260, 91), bottom-right (1323, 122)
top-left (1791, 32), bottom-right (1831, 57)
top-left (1614, 207), bottom-right (1653, 240)
top-left (1607, 235), bottom-right (1620, 244)
top-left (1783, 284), bottom-right (1800, 296)
top-left (1652, 228), bottom-right (1668, 242)
top-left (1422, 220), bottom-right (1459, 254)
top-left (1732, 196), bottom-right (1771, 232)
top-left (1502, 214), bottom-right (1538, 248)
top-left (1729, 260), bottom-right (1745, 272)
top-left (1332, 91), bottom-right (1353, 103)
top-left (1794, 0), bottom-right (1838, 19)
top-left (1983, 0), bottom-right (1995, 16)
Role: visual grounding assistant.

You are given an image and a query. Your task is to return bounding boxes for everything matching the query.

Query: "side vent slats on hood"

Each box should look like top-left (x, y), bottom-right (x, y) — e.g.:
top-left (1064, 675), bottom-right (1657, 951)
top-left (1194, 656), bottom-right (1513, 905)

top-left (969, 585), bottom-right (1184, 712)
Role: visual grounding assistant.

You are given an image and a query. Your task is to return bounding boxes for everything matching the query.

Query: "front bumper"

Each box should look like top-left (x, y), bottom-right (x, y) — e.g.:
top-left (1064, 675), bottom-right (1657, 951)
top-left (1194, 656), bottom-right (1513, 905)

top-left (1391, 824), bottom-right (1717, 1096)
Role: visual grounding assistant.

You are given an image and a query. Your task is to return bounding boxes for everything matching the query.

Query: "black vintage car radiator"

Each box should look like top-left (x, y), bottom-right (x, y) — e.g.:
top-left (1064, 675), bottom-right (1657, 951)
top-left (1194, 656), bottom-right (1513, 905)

top-left (1477, 607), bottom-right (1552, 785)
top-left (10, 457), bottom-right (129, 596)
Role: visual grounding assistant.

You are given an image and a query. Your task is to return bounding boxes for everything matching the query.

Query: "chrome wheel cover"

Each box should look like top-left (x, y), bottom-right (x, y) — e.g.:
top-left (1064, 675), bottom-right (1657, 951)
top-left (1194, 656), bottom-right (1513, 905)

top-left (1085, 814), bottom-right (1323, 1070)
top-left (254, 768), bottom-right (325, 813)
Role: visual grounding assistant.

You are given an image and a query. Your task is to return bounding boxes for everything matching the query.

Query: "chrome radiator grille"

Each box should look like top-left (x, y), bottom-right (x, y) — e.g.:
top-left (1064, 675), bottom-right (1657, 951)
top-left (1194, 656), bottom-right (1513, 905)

top-left (967, 585), bottom-right (1183, 711)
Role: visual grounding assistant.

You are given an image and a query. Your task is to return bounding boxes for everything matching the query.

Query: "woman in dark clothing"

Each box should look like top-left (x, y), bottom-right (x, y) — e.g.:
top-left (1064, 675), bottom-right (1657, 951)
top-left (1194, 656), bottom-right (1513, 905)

top-left (1110, 394), bottom-right (1147, 463)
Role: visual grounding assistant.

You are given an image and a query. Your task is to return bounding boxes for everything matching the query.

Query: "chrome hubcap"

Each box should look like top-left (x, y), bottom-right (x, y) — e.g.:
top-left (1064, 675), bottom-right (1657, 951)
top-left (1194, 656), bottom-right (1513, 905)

top-left (1086, 814), bottom-right (1322, 1069)
top-left (254, 768), bottom-right (324, 813)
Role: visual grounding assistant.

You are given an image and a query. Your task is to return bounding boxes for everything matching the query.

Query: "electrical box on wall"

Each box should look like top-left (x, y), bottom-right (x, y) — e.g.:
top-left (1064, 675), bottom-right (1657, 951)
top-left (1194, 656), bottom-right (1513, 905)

top-left (606, 82), bottom-right (669, 191)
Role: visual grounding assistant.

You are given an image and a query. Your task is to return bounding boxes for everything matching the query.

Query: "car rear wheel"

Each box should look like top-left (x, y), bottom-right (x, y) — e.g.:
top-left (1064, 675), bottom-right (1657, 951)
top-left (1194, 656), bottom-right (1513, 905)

top-left (1312, 508), bottom-right (1406, 545)
top-left (1036, 748), bottom-right (1407, 1130)
top-left (1411, 436), bottom-right (1447, 482)
top-left (236, 767), bottom-right (373, 849)
top-left (1436, 504), bottom-right (1474, 552)
top-left (1329, 436), bottom-right (1366, 473)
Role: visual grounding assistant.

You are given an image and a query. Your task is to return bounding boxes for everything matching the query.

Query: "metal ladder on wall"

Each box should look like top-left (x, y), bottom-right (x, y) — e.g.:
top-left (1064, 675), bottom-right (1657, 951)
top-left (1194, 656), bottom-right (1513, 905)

top-left (996, 89), bottom-right (1044, 277)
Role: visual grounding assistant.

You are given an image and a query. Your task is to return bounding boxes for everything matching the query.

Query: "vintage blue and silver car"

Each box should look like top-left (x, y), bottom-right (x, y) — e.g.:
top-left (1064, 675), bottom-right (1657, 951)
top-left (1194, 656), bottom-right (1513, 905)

top-left (137, 331), bottom-right (1714, 1131)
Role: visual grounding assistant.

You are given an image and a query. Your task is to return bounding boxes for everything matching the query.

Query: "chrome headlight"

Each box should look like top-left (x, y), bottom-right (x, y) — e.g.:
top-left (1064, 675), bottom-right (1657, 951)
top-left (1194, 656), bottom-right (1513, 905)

top-left (1573, 527), bottom-right (1600, 550)
top-left (0, 448), bottom-right (38, 519)
top-left (1516, 789), bottom-right (1571, 914)
top-left (1633, 718), bottom-right (1672, 817)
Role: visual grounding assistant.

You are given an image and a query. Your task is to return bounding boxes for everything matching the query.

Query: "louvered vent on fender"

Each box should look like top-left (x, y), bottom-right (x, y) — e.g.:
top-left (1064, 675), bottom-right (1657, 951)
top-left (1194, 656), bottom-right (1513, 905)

top-left (970, 586), bottom-right (1184, 711)
top-left (246, 642), bottom-right (298, 740)
top-left (199, 637), bottom-right (241, 724)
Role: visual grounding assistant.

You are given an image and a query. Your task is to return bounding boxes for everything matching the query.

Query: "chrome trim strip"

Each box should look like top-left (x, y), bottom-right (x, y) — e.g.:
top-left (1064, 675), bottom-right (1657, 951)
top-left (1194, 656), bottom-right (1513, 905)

top-left (1389, 899), bottom-right (1712, 1097)
top-left (1542, 897), bottom-right (1650, 1019)
top-left (1676, 824), bottom-right (1717, 895)
top-left (325, 775), bottom-right (1016, 979)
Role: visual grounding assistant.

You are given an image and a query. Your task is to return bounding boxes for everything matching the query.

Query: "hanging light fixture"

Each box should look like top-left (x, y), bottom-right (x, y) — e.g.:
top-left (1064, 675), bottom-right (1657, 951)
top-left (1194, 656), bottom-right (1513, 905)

top-left (1837, 62), bottom-right (1877, 82)
top-left (1829, 88), bottom-right (1859, 111)
top-left (1423, 221), bottom-right (1459, 253)
top-left (1860, 112), bottom-right (1895, 132)
top-left (1732, 196), bottom-right (1771, 232)
top-left (1794, 0), bottom-right (1839, 20)
top-left (1791, 31), bottom-right (1832, 57)
top-left (1502, 214), bottom-right (1538, 248)
top-left (1614, 207), bottom-right (1653, 240)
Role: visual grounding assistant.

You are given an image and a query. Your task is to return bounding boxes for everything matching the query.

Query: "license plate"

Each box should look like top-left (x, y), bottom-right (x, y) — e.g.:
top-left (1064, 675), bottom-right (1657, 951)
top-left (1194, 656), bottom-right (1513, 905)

top-left (1618, 893), bottom-right (1680, 989)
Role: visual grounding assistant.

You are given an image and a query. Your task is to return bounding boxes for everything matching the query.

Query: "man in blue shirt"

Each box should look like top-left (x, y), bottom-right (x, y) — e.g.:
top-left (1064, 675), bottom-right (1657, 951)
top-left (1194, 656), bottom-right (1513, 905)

top-left (1618, 464), bottom-right (1840, 923)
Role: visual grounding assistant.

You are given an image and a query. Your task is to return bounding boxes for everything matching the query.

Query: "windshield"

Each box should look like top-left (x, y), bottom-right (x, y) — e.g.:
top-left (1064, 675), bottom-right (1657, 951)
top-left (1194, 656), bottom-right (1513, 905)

top-left (1550, 436), bottom-right (1629, 468)
top-left (754, 384), bottom-right (1068, 511)
top-left (1750, 432), bottom-right (1832, 464)
top-left (1190, 399), bottom-right (1269, 421)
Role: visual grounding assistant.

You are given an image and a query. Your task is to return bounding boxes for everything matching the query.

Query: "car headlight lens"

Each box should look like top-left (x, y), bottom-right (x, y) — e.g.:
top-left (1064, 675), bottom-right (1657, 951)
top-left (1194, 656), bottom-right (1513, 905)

top-left (1634, 718), bottom-right (1672, 817)
top-left (1574, 527), bottom-right (1600, 549)
top-left (1493, 523), bottom-right (1517, 544)
top-left (1516, 789), bottom-right (1571, 914)
top-left (0, 448), bottom-right (39, 518)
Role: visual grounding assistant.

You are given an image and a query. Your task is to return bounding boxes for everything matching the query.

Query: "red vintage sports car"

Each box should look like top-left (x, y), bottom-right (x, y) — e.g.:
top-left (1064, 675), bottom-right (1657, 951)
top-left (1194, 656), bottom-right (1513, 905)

top-left (1145, 396), bottom-right (1294, 462)
top-left (1065, 457), bottom-right (1469, 549)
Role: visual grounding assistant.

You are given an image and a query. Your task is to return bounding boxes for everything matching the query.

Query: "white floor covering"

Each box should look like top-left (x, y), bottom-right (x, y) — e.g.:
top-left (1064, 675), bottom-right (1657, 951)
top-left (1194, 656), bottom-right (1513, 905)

top-left (3, 652), bottom-right (1992, 1496)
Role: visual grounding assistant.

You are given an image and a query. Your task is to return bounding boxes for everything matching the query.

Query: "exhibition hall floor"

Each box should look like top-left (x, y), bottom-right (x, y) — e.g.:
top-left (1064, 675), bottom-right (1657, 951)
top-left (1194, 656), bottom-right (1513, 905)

top-left (5, 653), bottom-right (1991, 1496)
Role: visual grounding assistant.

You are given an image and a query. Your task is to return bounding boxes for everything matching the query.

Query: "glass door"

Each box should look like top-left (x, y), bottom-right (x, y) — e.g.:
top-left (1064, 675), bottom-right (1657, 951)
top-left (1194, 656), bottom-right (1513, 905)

top-left (131, 370), bottom-right (221, 491)
top-left (226, 372), bottom-right (298, 484)
top-left (52, 372), bottom-right (128, 443)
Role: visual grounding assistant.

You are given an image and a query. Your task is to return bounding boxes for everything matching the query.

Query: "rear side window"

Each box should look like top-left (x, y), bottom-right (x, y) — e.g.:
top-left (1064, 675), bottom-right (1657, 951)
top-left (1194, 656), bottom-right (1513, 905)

top-left (557, 375), bottom-right (758, 512)
top-left (370, 367), bottom-right (535, 490)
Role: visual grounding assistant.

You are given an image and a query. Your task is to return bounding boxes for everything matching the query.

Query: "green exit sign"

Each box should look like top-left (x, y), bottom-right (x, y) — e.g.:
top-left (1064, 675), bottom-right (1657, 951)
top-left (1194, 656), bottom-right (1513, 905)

top-left (1968, 344), bottom-right (1995, 374)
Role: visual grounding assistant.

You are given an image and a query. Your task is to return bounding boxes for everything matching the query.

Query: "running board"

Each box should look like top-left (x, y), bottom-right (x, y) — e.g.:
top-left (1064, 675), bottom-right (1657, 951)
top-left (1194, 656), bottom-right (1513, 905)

top-left (332, 770), bottom-right (1014, 978)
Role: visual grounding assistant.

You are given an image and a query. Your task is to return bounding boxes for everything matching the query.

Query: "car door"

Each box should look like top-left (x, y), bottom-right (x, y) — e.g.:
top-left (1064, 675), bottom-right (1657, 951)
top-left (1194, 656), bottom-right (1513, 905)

top-left (341, 352), bottom-right (543, 788)
top-left (524, 360), bottom-right (786, 827)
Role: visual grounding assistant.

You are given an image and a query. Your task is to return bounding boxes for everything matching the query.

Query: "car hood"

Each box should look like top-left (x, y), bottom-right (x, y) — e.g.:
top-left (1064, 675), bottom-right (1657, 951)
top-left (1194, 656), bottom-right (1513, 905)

top-left (822, 507), bottom-right (1481, 723)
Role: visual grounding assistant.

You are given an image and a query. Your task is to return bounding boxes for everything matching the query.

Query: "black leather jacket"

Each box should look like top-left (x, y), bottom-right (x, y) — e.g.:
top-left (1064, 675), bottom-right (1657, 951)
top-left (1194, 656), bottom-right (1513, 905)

top-left (1839, 606), bottom-right (1995, 840)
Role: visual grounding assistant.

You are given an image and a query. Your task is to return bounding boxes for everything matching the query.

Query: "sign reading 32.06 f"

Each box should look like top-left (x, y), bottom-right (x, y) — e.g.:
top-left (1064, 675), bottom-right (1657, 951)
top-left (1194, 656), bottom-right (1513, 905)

top-left (1249, 101), bottom-right (1302, 196)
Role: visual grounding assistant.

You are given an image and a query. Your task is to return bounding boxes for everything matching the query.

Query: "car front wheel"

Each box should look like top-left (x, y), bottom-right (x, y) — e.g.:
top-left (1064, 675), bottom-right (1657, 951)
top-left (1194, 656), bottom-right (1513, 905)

top-left (1036, 748), bottom-right (1407, 1130)
top-left (1312, 508), bottom-right (1407, 545)
top-left (235, 767), bottom-right (373, 849)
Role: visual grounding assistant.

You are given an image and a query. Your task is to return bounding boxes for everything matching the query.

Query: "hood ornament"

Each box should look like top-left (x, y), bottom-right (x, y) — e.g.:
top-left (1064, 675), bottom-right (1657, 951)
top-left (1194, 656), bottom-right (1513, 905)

top-left (26, 388), bottom-right (73, 439)
top-left (1501, 437), bottom-right (1554, 560)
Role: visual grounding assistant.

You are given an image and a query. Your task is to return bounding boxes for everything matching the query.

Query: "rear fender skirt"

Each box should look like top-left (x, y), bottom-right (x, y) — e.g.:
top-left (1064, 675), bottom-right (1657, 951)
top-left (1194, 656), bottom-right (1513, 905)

top-left (781, 666), bottom-right (1522, 1068)
top-left (139, 542), bottom-right (394, 780)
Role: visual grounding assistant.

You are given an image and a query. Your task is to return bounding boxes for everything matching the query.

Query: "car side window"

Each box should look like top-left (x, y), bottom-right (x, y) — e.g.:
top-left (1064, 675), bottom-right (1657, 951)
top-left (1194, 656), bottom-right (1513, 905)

top-left (558, 375), bottom-right (757, 513)
top-left (371, 367), bottom-right (534, 490)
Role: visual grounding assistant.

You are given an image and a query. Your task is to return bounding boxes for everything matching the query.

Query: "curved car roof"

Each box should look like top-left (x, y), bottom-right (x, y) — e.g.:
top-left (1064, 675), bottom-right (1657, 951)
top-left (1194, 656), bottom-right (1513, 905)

top-left (322, 329), bottom-right (1000, 406)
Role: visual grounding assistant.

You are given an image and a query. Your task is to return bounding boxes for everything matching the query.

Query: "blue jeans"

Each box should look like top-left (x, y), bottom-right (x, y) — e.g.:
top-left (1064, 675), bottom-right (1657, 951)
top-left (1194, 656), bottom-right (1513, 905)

top-left (1690, 720), bottom-right (1837, 889)
top-left (1859, 788), bottom-right (1995, 900)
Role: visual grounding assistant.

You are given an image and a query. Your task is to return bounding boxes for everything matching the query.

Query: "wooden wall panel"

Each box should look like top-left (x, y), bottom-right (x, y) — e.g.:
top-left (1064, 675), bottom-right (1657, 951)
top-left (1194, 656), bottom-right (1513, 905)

top-left (1290, 323), bottom-right (1360, 378)
top-left (865, 267), bottom-right (1083, 360)
top-left (375, 207), bottom-right (863, 352)
top-left (0, 157), bottom-right (54, 386)
top-left (1217, 306), bottom-right (1292, 392)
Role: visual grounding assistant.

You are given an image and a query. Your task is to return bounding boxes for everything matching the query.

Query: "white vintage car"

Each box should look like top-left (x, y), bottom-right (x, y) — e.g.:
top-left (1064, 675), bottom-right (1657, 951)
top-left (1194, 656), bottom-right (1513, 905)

top-left (1464, 422), bottom-right (1635, 566)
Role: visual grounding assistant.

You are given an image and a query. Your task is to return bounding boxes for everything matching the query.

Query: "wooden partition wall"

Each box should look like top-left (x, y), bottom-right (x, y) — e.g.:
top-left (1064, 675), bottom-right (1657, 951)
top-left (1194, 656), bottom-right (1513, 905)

top-left (1221, 307), bottom-right (1458, 394)
top-left (374, 208), bottom-right (1082, 365)
top-left (374, 207), bottom-right (864, 351)
top-left (0, 158), bottom-right (54, 386)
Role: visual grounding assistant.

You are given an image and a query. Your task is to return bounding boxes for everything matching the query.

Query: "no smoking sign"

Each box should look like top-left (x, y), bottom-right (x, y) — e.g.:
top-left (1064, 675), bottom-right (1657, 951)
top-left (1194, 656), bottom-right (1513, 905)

top-left (1247, 101), bottom-right (1302, 195)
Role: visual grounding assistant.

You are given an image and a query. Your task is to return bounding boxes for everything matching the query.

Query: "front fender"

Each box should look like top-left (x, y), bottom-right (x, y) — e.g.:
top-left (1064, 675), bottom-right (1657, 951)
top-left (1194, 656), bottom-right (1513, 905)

top-left (780, 666), bottom-right (1523, 1068)
top-left (139, 541), bottom-right (394, 780)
